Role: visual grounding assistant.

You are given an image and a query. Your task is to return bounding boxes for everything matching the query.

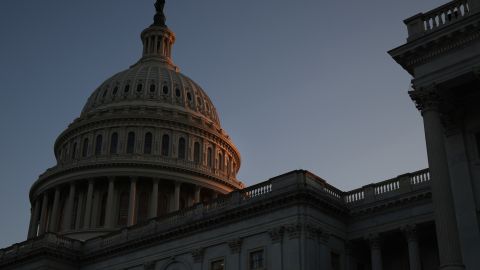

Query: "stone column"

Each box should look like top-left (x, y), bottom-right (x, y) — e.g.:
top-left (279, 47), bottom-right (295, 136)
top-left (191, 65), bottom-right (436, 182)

top-left (149, 178), bottom-right (159, 218)
top-left (403, 225), bottom-right (421, 270)
top-left (194, 186), bottom-right (201, 204)
top-left (48, 187), bottom-right (61, 232)
top-left (27, 199), bottom-right (41, 239)
top-left (318, 231), bottom-right (331, 270)
top-left (173, 181), bottom-right (181, 211)
top-left (38, 193), bottom-right (49, 235)
top-left (63, 182), bottom-right (76, 231)
top-left (105, 177), bottom-right (115, 228)
top-left (127, 177), bottom-right (137, 226)
top-left (74, 191), bottom-right (85, 229)
top-left (83, 180), bottom-right (95, 229)
top-left (227, 238), bottom-right (242, 270)
top-left (369, 234), bottom-right (383, 270)
top-left (191, 248), bottom-right (204, 270)
top-left (410, 89), bottom-right (465, 270)
top-left (269, 226), bottom-right (285, 270)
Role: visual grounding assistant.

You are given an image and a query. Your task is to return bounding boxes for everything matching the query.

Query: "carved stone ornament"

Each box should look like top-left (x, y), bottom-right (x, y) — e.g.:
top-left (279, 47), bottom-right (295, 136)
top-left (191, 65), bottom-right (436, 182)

top-left (268, 226), bottom-right (285, 243)
top-left (228, 238), bottom-right (243, 254)
top-left (304, 224), bottom-right (321, 240)
top-left (408, 85), bottom-right (442, 112)
top-left (191, 248), bottom-right (204, 263)
top-left (318, 230), bottom-right (331, 244)
top-left (285, 223), bottom-right (302, 239)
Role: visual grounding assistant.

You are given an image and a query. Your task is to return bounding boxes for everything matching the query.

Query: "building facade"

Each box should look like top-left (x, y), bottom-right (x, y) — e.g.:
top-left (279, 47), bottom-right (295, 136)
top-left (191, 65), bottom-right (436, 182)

top-left (0, 0), bottom-right (479, 269)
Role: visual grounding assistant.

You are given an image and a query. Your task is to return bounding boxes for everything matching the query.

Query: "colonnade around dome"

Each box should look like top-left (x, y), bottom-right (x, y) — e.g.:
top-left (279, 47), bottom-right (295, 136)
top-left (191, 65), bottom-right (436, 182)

top-left (27, 176), bottom-right (219, 240)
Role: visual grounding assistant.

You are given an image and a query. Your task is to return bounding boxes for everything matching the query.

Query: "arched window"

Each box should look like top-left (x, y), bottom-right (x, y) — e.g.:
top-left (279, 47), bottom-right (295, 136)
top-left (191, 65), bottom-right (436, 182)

top-left (110, 133), bottom-right (118, 154)
top-left (112, 86), bottom-right (118, 96)
top-left (124, 84), bottom-right (130, 93)
top-left (149, 84), bottom-right (156, 93)
top-left (178, 138), bottom-right (186, 160)
top-left (207, 147), bottom-right (213, 168)
top-left (82, 138), bottom-right (89, 157)
top-left (95, 135), bottom-right (103, 155)
top-left (218, 152), bottom-right (224, 170)
top-left (117, 192), bottom-right (129, 226)
top-left (126, 132), bottom-right (135, 154)
top-left (136, 84), bottom-right (143, 93)
top-left (144, 132), bottom-right (153, 154)
top-left (194, 142), bottom-right (201, 163)
top-left (71, 142), bottom-right (77, 159)
top-left (162, 85), bottom-right (169, 95)
top-left (161, 134), bottom-right (170, 156)
top-left (175, 88), bottom-right (181, 97)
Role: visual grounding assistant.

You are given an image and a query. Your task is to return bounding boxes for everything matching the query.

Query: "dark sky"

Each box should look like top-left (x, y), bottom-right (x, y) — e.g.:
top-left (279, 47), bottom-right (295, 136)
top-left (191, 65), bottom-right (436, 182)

top-left (0, 0), bottom-right (446, 247)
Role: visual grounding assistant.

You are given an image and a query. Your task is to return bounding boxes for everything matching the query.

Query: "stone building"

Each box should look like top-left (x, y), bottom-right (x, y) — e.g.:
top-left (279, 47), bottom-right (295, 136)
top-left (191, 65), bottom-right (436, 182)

top-left (1, 0), bottom-right (479, 269)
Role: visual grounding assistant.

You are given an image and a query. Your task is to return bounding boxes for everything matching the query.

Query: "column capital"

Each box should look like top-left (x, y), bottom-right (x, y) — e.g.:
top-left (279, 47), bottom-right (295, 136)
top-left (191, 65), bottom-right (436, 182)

top-left (366, 233), bottom-right (382, 249)
top-left (228, 238), bottom-right (243, 254)
top-left (191, 248), bottom-right (204, 263)
top-left (107, 176), bottom-right (115, 182)
top-left (268, 226), bottom-right (285, 243)
top-left (285, 223), bottom-right (302, 239)
top-left (409, 84), bottom-right (442, 113)
top-left (130, 176), bottom-right (138, 182)
top-left (401, 224), bottom-right (418, 242)
top-left (87, 178), bottom-right (95, 184)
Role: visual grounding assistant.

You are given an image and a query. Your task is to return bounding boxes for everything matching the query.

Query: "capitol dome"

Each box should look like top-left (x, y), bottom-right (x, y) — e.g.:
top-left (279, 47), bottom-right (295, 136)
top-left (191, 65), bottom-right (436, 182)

top-left (26, 2), bottom-right (243, 241)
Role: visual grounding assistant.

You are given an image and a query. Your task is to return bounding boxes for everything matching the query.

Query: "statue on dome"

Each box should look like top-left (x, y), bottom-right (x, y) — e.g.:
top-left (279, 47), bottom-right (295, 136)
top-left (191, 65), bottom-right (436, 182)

top-left (153, 0), bottom-right (166, 26)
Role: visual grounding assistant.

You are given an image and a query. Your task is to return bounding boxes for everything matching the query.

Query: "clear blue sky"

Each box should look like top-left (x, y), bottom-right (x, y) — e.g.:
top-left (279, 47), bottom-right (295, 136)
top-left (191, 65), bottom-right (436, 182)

top-left (0, 0), bottom-right (446, 247)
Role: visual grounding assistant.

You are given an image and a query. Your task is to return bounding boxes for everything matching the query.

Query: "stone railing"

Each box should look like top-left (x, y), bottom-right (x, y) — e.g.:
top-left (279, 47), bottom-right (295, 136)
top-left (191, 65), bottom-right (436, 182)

top-left (0, 233), bottom-right (81, 262)
top-left (344, 169), bottom-right (431, 205)
top-left (404, 0), bottom-right (480, 41)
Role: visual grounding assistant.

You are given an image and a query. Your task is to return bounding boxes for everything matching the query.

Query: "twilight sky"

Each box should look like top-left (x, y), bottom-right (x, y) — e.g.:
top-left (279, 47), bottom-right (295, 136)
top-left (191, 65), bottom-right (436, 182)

top-left (0, 0), bottom-right (446, 247)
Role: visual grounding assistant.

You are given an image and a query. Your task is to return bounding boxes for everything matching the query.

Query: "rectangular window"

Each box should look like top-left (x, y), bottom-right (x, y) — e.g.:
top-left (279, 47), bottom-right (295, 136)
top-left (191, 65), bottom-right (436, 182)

top-left (211, 259), bottom-right (225, 270)
top-left (249, 249), bottom-right (265, 270)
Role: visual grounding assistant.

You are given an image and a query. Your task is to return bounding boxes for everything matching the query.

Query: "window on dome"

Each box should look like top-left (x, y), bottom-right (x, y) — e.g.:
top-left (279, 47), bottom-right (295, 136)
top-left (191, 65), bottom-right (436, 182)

top-left (178, 137), bottom-right (186, 160)
top-left (95, 135), bottom-right (103, 155)
top-left (126, 132), bottom-right (135, 154)
top-left (218, 152), bottom-right (224, 170)
top-left (194, 142), bottom-right (201, 163)
top-left (102, 89), bottom-right (108, 98)
top-left (71, 142), bottom-right (77, 159)
top-left (82, 138), bottom-right (89, 157)
top-left (227, 157), bottom-right (231, 175)
top-left (207, 147), bottom-right (213, 167)
top-left (117, 192), bottom-right (129, 226)
top-left (113, 86), bottom-right (118, 95)
top-left (161, 134), bottom-right (170, 156)
top-left (163, 85), bottom-right (169, 94)
top-left (98, 192), bottom-right (108, 227)
top-left (144, 132), bottom-right (153, 154)
top-left (124, 84), bottom-right (130, 93)
top-left (110, 133), bottom-right (118, 154)
top-left (136, 84), bottom-right (143, 92)
top-left (150, 84), bottom-right (156, 93)
top-left (187, 92), bottom-right (192, 101)
top-left (175, 88), bottom-right (181, 97)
